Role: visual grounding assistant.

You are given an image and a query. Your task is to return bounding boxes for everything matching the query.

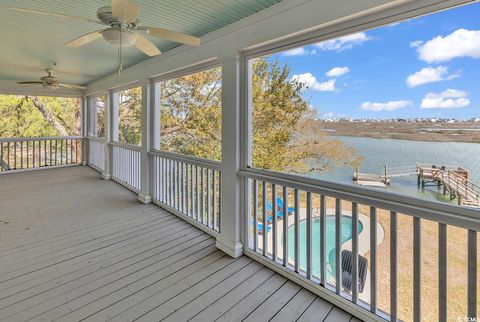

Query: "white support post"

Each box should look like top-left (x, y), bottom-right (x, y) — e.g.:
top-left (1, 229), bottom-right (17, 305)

top-left (138, 79), bottom-right (153, 204)
top-left (111, 92), bottom-right (119, 142)
top-left (81, 96), bottom-right (88, 166)
top-left (93, 98), bottom-right (98, 137)
top-left (87, 97), bottom-right (96, 137)
top-left (102, 90), bottom-right (113, 180)
top-left (152, 82), bottom-right (161, 150)
top-left (217, 54), bottom-right (243, 258)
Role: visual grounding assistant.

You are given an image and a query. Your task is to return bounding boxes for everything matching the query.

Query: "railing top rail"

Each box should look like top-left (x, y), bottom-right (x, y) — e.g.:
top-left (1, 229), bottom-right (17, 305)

top-left (109, 141), bottom-right (142, 152)
top-left (240, 168), bottom-right (480, 231)
top-left (447, 170), bottom-right (480, 187)
top-left (0, 136), bottom-right (83, 143)
top-left (417, 163), bottom-right (467, 171)
top-left (87, 136), bottom-right (106, 143)
top-left (149, 149), bottom-right (221, 170)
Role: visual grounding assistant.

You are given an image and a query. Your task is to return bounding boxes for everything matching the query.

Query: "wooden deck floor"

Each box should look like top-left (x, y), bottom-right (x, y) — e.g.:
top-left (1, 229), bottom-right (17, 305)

top-left (0, 166), bottom-right (358, 322)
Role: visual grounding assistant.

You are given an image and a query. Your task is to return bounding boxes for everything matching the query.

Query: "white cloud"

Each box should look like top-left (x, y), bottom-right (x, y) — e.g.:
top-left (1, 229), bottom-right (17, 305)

top-left (420, 89), bottom-right (470, 109)
top-left (314, 32), bottom-right (371, 51)
top-left (292, 73), bottom-right (317, 87)
top-left (410, 40), bottom-right (424, 48)
top-left (406, 66), bottom-right (459, 87)
top-left (282, 47), bottom-right (307, 56)
top-left (417, 29), bottom-right (480, 63)
top-left (325, 66), bottom-right (350, 77)
top-left (291, 73), bottom-right (336, 92)
top-left (315, 79), bottom-right (336, 91)
top-left (360, 100), bottom-right (413, 112)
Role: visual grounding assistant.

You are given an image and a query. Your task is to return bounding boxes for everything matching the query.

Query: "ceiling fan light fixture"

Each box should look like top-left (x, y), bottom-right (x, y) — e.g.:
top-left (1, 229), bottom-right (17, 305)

top-left (102, 28), bottom-right (137, 47)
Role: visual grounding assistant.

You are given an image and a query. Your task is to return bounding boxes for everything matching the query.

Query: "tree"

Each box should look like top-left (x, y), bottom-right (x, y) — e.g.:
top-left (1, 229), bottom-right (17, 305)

top-left (117, 88), bottom-right (142, 145)
top-left (158, 58), bottom-right (361, 174)
top-left (29, 97), bottom-right (70, 136)
top-left (160, 68), bottom-right (222, 160)
top-left (0, 95), bottom-right (80, 138)
top-left (251, 59), bottom-right (362, 172)
top-left (0, 95), bottom-right (81, 168)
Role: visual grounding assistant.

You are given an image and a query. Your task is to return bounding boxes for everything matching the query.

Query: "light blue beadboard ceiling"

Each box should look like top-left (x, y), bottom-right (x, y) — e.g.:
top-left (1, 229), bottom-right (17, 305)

top-left (0, 0), bottom-right (283, 87)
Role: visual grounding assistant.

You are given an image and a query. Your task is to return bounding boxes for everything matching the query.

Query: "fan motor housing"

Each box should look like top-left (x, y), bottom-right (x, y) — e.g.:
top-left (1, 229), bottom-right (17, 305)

top-left (97, 6), bottom-right (137, 27)
top-left (97, 6), bottom-right (117, 25)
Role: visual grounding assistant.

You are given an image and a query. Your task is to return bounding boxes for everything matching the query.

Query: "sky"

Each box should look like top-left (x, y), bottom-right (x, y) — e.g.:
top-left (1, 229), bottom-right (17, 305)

top-left (268, 2), bottom-right (480, 120)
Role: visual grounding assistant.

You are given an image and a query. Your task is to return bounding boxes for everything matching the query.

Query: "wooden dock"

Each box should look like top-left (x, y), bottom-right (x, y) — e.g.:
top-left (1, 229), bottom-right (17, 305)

top-left (353, 173), bottom-right (389, 187)
top-left (417, 164), bottom-right (480, 208)
top-left (353, 165), bottom-right (390, 187)
top-left (353, 164), bottom-right (480, 208)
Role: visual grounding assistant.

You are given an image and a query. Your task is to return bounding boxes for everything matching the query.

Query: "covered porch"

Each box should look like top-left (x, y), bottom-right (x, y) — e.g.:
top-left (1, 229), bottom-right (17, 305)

top-left (0, 166), bottom-right (353, 321)
top-left (1, 0), bottom-right (479, 321)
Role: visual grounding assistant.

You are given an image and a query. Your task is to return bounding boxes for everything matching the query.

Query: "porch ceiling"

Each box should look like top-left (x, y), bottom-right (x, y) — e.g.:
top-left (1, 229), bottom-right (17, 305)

top-left (0, 0), bottom-right (283, 87)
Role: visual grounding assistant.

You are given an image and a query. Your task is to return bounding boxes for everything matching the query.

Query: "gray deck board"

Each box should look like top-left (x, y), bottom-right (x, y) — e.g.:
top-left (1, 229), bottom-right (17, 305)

top-left (297, 296), bottom-right (335, 321)
top-left (242, 280), bottom-right (302, 322)
top-left (270, 288), bottom-right (317, 322)
top-left (324, 307), bottom-right (353, 322)
top-left (0, 166), bottom-right (356, 322)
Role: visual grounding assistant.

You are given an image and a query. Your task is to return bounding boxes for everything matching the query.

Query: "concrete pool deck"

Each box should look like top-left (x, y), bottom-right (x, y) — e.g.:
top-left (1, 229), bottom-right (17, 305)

top-left (256, 207), bottom-right (385, 303)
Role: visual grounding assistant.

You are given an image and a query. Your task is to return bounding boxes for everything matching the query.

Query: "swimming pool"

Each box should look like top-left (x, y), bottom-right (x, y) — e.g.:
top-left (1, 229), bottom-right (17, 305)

top-left (287, 215), bottom-right (363, 279)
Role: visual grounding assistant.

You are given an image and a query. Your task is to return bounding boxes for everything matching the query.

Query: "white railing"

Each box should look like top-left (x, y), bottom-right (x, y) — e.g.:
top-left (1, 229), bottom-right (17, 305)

top-left (150, 150), bottom-right (221, 234)
top-left (240, 168), bottom-right (479, 322)
top-left (0, 136), bottom-right (83, 173)
top-left (87, 137), bottom-right (105, 172)
top-left (111, 142), bottom-right (141, 192)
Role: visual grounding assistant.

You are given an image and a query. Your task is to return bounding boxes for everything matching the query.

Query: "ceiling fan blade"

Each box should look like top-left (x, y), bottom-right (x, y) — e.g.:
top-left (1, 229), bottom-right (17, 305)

top-left (59, 83), bottom-right (86, 90)
top-left (112, 0), bottom-right (140, 23)
top-left (8, 6), bottom-right (105, 25)
top-left (139, 27), bottom-right (201, 46)
top-left (17, 81), bottom-right (44, 85)
top-left (66, 30), bottom-right (103, 47)
top-left (134, 34), bottom-right (161, 56)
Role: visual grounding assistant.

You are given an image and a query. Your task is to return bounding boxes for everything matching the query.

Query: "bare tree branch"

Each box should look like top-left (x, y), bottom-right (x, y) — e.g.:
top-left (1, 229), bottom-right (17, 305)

top-left (27, 96), bottom-right (70, 136)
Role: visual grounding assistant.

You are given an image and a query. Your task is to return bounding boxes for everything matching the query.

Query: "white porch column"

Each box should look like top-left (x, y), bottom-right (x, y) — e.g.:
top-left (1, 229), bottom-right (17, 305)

top-left (152, 82), bottom-right (161, 150)
top-left (138, 79), bottom-right (153, 204)
top-left (217, 54), bottom-right (243, 258)
top-left (81, 96), bottom-right (88, 166)
top-left (111, 92), bottom-right (119, 142)
top-left (102, 90), bottom-right (114, 180)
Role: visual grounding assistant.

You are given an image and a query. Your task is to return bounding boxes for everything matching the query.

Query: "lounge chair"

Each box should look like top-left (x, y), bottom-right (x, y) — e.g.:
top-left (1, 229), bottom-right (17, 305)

top-left (254, 221), bottom-right (272, 234)
top-left (341, 250), bottom-right (368, 293)
top-left (266, 197), bottom-right (294, 219)
top-left (266, 201), bottom-right (286, 219)
top-left (276, 197), bottom-right (295, 214)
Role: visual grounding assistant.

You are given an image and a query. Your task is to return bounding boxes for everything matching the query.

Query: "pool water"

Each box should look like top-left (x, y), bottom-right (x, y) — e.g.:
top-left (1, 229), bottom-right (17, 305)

top-left (287, 216), bottom-right (363, 279)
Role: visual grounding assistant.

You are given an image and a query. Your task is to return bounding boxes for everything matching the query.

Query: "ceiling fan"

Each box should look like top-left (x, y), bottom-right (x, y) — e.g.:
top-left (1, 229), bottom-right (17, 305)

top-left (8, 0), bottom-right (201, 58)
top-left (17, 69), bottom-right (86, 90)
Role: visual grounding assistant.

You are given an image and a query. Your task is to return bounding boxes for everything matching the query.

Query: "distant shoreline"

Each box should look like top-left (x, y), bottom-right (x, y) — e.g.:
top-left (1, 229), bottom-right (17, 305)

top-left (318, 121), bottom-right (480, 143)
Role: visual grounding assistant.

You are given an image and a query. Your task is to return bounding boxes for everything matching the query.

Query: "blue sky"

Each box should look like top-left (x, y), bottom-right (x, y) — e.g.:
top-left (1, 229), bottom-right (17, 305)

top-left (268, 2), bottom-right (480, 120)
